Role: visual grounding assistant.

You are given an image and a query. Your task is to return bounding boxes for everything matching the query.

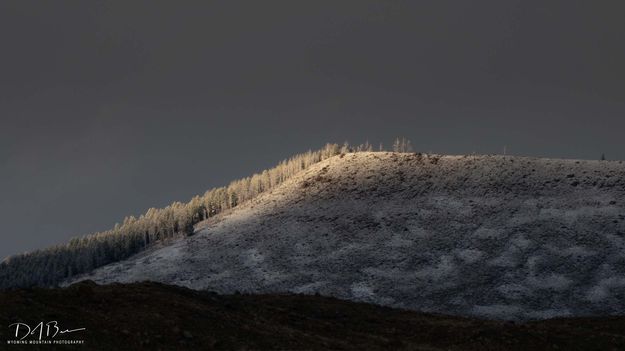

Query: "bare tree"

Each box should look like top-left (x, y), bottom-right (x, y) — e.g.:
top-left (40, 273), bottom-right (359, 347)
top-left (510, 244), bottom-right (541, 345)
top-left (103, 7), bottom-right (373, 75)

top-left (393, 137), bottom-right (413, 153)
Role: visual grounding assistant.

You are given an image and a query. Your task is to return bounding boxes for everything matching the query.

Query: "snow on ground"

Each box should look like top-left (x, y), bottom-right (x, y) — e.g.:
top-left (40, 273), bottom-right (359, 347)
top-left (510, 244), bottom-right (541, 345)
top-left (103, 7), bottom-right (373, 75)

top-left (67, 152), bottom-right (625, 320)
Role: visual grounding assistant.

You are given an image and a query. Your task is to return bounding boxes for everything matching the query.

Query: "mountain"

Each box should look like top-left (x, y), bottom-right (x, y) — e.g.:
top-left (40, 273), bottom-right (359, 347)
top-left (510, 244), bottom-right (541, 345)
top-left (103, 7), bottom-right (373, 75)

top-left (2, 281), bottom-right (625, 350)
top-left (66, 152), bottom-right (625, 321)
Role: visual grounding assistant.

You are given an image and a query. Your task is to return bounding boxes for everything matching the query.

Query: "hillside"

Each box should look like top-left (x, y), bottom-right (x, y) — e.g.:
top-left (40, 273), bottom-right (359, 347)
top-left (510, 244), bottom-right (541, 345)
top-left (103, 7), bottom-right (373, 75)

top-left (0, 143), bottom-right (348, 288)
top-left (2, 281), bottom-right (624, 350)
top-left (67, 152), bottom-right (625, 321)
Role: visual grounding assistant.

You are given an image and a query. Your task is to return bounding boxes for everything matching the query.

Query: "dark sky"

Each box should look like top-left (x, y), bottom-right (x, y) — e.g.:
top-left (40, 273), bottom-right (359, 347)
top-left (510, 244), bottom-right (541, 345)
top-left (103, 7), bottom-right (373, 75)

top-left (1, 1), bottom-right (624, 259)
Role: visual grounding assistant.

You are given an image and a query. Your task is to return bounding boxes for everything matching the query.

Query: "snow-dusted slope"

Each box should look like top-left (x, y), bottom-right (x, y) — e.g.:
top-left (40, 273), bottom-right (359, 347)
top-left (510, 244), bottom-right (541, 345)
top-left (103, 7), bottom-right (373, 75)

top-left (68, 152), bottom-right (625, 320)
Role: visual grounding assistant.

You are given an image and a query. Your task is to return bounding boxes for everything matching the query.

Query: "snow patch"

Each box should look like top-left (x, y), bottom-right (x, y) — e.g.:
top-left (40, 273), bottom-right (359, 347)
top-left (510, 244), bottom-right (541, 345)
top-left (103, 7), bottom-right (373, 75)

top-left (351, 282), bottom-right (375, 299)
top-left (455, 249), bottom-right (484, 264)
top-left (386, 234), bottom-right (413, 247)
top-left (586, 277), bottom-right (625, 303)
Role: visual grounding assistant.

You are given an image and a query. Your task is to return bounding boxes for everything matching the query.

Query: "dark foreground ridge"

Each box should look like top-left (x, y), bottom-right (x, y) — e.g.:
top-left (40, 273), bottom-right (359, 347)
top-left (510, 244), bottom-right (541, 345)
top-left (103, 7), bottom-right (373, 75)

top-left (1, 281), bottom-right (624, 350)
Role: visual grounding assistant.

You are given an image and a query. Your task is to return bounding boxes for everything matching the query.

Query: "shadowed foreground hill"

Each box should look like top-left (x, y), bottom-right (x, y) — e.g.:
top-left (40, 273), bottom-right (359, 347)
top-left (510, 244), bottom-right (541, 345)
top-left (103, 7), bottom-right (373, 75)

top-left (2, 281), bottom-right (625, 350)
top-left (70, 152), bottom-right (625, 321)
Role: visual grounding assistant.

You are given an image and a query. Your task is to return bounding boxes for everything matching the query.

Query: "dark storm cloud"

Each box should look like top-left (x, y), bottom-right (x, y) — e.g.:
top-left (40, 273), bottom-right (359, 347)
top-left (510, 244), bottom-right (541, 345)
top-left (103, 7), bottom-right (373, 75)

top-left (1, 1), bottom-right (624, 259)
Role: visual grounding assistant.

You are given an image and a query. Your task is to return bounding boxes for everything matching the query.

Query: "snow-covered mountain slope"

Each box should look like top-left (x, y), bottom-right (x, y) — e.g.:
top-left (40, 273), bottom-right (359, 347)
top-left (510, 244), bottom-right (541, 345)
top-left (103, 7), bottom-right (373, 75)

top-left (68, 152), bottom-right (625, 320)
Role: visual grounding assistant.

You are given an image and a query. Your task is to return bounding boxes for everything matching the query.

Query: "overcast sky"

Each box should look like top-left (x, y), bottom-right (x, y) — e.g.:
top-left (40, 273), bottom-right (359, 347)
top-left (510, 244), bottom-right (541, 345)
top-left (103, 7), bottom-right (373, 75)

top-left (1, 1), bottom-right (624, 259)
